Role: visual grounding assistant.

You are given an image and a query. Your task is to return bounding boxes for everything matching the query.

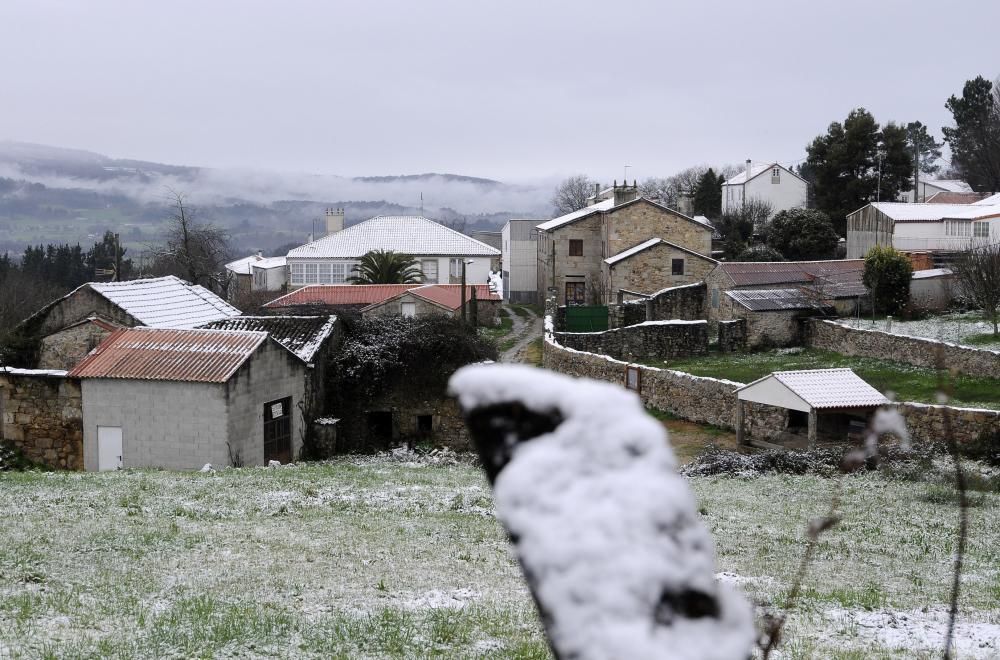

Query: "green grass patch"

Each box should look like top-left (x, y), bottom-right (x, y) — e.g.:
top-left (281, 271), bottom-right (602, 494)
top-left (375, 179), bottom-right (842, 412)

top-left (658, 347), bottom-right (1000, 409)
top-left (480, 314), bottom-right (514, 343)
top-left (959, 332), bottom-right (1000, 347)
top-left (508, 305), bottom-right (533, 320)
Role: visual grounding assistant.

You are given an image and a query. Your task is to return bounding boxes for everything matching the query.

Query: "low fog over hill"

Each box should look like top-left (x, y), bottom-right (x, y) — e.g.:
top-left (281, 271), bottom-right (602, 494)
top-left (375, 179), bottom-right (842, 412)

top-left (0, 141), bottom-right (553, 256)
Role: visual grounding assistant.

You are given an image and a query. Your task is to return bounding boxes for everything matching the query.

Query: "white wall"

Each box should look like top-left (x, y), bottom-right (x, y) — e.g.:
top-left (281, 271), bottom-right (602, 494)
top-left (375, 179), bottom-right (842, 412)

top-left (288, 255), bottom-right (492, 288)
top-left (722, 165), bottom-right (807, 216)
top-left (252, 266), bottom-right (288, 291)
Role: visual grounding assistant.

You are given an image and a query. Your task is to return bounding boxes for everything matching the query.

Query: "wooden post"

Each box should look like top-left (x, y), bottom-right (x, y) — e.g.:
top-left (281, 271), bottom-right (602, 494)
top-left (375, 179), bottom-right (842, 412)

top-left (736, 399), bottom-right (745, 446)
top-left (807, 408), bottom-right (817, 449)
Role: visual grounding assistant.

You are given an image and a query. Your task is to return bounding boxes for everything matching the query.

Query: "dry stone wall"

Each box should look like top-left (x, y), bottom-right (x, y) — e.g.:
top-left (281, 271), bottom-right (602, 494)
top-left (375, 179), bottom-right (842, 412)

top-left (0, 371), bottom-right (82, 469)
top-left (554, 320), bottom-right (708, 361)
top-left (609, 283), bottom-right (706, 328)
top-left (718, 319), bottom-right (747, 352)
top-left (807, 319), bottom-right (1000, 379)
top-left (894, 402), bottom-right (1000, 448)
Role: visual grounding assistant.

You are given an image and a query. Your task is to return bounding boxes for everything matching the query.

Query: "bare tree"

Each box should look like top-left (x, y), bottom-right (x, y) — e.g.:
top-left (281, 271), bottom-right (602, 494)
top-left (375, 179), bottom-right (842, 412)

top-left (150, 190), bottom-right (231, 293)
top-left (551, 175), bottom-right (594, 216)
top-left (953, 242), bottom-right (1000, 335)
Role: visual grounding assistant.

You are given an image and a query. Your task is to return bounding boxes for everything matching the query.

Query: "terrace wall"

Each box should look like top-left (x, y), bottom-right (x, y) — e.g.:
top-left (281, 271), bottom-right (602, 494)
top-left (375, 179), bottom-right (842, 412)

top-left (806, 319), bottom-right (1000, 379)
top-left (553, 320), bottom-right (708, 361)
top-left (608, 282), bottom-right (706, 328)
top-left (0, 371), bottom-right (83, 469)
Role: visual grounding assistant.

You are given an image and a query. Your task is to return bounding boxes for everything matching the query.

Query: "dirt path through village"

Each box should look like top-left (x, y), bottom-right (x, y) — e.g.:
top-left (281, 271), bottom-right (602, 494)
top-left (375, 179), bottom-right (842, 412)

top-left (500, 306), bottom-right (543, 363)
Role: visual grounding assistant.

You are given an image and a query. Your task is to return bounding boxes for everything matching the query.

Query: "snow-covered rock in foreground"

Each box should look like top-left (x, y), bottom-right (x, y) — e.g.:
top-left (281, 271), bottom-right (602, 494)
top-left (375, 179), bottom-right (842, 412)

top-left (449, 364), bottom-right (755, 660)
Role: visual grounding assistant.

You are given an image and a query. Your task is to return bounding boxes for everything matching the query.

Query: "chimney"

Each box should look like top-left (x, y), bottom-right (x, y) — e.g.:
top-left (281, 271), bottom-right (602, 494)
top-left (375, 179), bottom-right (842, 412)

top-left (745, 159), bottom-right (752, 182)
top-left (255, 250), bottom-right (263, 259)
top-left (325, 207), bottom-right (345, 236)
top-left (613, 179), bottom-right (639, 206)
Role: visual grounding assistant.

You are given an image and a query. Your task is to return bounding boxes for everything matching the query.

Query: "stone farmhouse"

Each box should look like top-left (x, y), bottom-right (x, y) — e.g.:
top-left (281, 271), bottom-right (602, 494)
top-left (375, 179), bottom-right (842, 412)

top-left (721, 160), bottom-right (807, 218)
top-left (263, 283), bottom-right (500, 326)
top-left (69, 327), bottom-right (308, 471)
top-left (23, 275), bottom-right (241, 370)
top-left (536, 182), bottom-right (714, 305)
top-left (285, 215), bottom-right (499, 289)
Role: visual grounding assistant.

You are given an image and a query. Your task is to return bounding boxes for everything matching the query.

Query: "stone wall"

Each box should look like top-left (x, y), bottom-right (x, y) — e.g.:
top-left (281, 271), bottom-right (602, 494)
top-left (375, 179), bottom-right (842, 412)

top-left (894, 402), bottom-right (1000, 448)
top-left (718, 319), bottom-right (747, 352)
top-left (734, 308), bottom-right (806, 349)
top-left (807, 319), bottom-right (1000, 378)
top-left (608, 283), bottom-right (706, 328)
top-left (604, 242), bottom-right (716, 302)
top-left (554, 320), bottom-right (708, 361)
top-left (0, 371), bottom-right (82, 469)
top-left (542, 332), bottom-right (785, 438)
top-left (333, 390), bottom-right (470, 454)
top-left (605, 200), bottom-right (712, 259)
top-left (38, 320), bottom-right (115, 370)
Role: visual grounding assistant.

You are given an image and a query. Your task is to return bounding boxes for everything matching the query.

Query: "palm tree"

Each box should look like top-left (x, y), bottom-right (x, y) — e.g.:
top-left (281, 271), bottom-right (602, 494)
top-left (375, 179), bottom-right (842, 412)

top-left (348, 250), bottom-right (423, 284)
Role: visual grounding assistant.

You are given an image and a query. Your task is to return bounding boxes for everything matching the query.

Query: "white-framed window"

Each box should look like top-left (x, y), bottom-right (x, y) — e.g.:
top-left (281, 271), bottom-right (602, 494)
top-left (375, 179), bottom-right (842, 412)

top-left (946, 220), bottom-right (971, 237)
top-left (318, 263), bottom-right (332, 284)
top-left (331, 262), bottom-right (346, 283)
top-left (422, 259), bottom-right (438, 283)
top-left (290, 262), bottom-right (304, 285)
top-left (771, 167), bottom-right (780, 183)
top-left (974, 222), bottom-right (990, 238)
top-left (449, 258), bottom-right (463, 278)
top-left (304, 263), bottom-right (318, 284)
top-left (401, 301), bottom-right (416, 318)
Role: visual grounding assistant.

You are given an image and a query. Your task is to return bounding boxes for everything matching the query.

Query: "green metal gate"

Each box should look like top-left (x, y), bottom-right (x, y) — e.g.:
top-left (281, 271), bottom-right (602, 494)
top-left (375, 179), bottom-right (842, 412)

top-left (565, 305), bottom-right (608, 332)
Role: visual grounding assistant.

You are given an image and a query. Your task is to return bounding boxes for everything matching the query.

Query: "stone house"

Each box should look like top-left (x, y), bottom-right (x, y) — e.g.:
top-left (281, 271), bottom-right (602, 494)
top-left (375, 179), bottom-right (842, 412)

top-left (717, 289), bottom-right (834, 348)
top-left (69, 327), bottom-right (307, 471)
top-left (286, 214), bottom-right (499, 289)
top-left (536, 182), bottom-right (714, 305)
top-left (22, 275), bottom-right (241, 370)
top-left (603, 238), bottom-right (718, 299)
top-left (705, 260), bottom-right (867, 322)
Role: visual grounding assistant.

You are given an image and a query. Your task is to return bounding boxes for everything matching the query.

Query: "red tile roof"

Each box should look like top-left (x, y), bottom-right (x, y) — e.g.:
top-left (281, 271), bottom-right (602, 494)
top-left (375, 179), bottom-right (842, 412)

top-left (407, 284), bottom-right (499, 311)
top-left (264, 284), bottom-right (415, 308)
top-left (925, 191), bottom-right (991, 204)
top-left (68, 327), bottom-right (268, 383)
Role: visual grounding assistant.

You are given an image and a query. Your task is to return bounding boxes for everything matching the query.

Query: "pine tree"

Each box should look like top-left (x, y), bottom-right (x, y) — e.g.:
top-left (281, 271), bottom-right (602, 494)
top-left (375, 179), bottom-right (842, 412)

top-left (692, 168), bottom-right (722, 219)
top-left (905, 121), bottom-right (943, 176)
top-left (942, 76), bottom-right (1000, 192)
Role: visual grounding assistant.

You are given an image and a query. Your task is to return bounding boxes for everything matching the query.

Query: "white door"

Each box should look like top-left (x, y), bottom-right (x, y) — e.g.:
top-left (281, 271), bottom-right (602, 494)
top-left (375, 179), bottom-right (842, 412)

top-left (401, 302), bottom-right (416, 318)
top-left (97, 426), bottom-right (123, 471)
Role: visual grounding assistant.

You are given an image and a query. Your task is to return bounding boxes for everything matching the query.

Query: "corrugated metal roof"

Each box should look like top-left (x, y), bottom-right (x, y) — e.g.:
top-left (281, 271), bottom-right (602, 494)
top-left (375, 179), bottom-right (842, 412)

top-left (286, 216), bottom-right (499, 259)
top-left (201, 315), bottom-right (337, 363)
top-left (925, 191), bottom-right (991, 204)
top-left (737, 368), bottom-right (889, 410)
top-left (68, 327), bottom-right (267, 383)
top-left (869, 202), bottom-right (1000, 222)
top-left (264, 284), bottom-right (416, 308)
top-left (718, 260), bottom-right (864, 287)
top-left (725, 288), bottom-right (828, 311)
top-left (90, 276), bottom-right (241, 329)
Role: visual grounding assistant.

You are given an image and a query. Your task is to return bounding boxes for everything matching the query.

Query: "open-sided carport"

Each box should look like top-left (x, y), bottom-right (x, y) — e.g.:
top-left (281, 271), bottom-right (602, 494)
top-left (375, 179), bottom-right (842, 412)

top-left (734, 368), bottom-right (889, 448)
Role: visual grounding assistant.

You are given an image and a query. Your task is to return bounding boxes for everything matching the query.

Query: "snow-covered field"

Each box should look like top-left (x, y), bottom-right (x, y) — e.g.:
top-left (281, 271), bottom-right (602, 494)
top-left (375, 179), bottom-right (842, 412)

top-left (1, 456), bottom-right (998, 658)
top-left (843, 312), bottom-right (1000, 349)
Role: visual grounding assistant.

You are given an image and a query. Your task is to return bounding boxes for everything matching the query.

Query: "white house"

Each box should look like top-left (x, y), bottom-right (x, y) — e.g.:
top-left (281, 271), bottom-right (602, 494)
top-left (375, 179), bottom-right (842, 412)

top-left (501, 219), bottom-right (542, 303)
top-left (286, 215), bottom-right (498, 289)
top-left (225, 253), bottom-right (288, 297)
top-left (845, 200), bottom-right (1000, 258)
top-left (721, 160), bottom-right (808, 217)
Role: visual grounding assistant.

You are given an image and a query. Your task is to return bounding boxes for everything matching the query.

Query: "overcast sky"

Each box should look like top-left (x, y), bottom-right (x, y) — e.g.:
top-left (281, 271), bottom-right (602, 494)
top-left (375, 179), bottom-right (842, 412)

top-left (2, 0), bottom-right (998, 183)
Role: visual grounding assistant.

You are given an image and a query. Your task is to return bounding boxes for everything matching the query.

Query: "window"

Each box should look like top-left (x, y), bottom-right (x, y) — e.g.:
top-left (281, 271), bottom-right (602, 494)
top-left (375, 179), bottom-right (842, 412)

top-left (304, 263), bottom-right (318, 284)
top-left (263, 397), bottom-right (292, 463)
top-left (671, 258), bottom-right (685, 275)
top-left (421, 259), bottom-right (438, 283)
top-left (416, 414), bottom-right (433, 435)
top-left (711, 288), bottom-right (719, 308)
top-left (254, 269), bottom-right (266, 289)
top-left (946, 220), bottom-right (971, 237)
top-left (771, 167), bottom-right (780, 184)
top-left (450, 258), bottom-right (463, 277)
top-left (401, 301), bottom-right (416, 318)
top-left (290, 263), bottom-right (304, 285)
top-left (318, 262), bottom-right (332, 284)
top-left (974, 222), bottom-right (989, 238)
top-left (565, 281), bottom-right (586, 305)
top-left (569, 239), bottom-right (583, 256)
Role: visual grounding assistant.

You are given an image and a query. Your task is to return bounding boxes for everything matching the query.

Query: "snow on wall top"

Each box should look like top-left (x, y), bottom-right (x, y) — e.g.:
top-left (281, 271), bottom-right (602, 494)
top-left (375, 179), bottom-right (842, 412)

top-left (286, 216), bottom-right (499, 259)
top-left (449, 364), bottom-right (755, 659)
top-left (89, 276), bottom-right (241, 329)
top-left (738, 368), bottom-right (888, 410)
top-left (536, 198), bottom-right (615, 231)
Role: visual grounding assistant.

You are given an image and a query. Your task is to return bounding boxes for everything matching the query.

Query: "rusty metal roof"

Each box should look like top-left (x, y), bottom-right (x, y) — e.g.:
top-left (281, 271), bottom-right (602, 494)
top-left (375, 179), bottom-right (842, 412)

top-left (718, 260), bottom-right (864, 287)
top-left (68, 327), bottom-right (268, 383)
top-left (725, 288), bottom-right (830, 312)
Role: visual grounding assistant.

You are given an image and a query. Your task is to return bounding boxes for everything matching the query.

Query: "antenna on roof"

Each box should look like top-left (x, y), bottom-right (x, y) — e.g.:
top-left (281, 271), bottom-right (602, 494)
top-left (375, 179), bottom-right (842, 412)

top-left (420, 192), bottom-right (424, 215)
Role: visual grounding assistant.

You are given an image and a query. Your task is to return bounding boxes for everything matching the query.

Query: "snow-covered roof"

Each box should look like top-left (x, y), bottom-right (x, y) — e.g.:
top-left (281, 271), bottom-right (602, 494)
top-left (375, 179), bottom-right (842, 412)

top-left (286, 216), bottom-right (499, 259)
top-left (869, 202), bottom-right (1000, 222)
top-left (725, 288), bottom-right (830, 312)
top-left (68, 327), bottom-right (269, 383)
top-left (88, 276), bottom-right (241, 329)
top-left (723, 163), bottom-right (772, 185)
top-left (226, 254), bottom-right (262, 275)
top-left (254, 256), bottom-right (286, 270)
top-left (923, 179), bottom-right (973, 193)
top-left (0, 367), bottom-right (69, 377)
top-left (201, 315), bottom-right (337, 363)
top-left (737, 368), bottom-right (888, 410)
top-left (692, 214), bottom-right (714, 228)
top-left (536, 198), bottom-right (615, 231)
top-left (604, 238), bottom-right (717, 266)
top-left (716, 260), bottom-right (863, 288)
top-left (973, 192), bottom-right (1000, 206)
top-left (912, 268), bottom-right (952, 279)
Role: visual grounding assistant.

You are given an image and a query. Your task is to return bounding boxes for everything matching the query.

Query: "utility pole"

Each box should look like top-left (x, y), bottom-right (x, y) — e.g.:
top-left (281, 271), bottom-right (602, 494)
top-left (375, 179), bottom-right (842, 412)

top-left (114, 233), bottom-right (121, 281)
top-left (460, 260), bottom-right (468, 323)
top-left (913, 142), bottom-right (920, 203)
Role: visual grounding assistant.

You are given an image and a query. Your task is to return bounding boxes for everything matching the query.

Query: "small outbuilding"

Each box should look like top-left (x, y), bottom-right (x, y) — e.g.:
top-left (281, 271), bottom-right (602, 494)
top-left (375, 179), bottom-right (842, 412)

top-left (69, 327), bottom-right (307, 470)
top-left (734, 368), bottom-right (889, 448)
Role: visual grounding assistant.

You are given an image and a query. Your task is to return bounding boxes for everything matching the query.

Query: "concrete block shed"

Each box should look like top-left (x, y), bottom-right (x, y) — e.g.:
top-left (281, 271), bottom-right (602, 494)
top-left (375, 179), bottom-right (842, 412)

top-left (69, 327), bottom-right (306, 471)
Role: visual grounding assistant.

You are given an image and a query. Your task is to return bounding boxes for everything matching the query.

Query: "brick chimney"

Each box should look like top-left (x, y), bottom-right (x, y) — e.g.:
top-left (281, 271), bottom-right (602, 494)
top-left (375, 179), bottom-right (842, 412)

top-left (612, 179), bottom-right (639, 206)
top-left (325, 208), bottom-right (344, 236)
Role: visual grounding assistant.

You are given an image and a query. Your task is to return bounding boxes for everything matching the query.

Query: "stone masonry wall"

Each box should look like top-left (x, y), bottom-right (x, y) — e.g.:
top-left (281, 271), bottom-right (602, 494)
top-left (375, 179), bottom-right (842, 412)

top-left (0, 372), bottom-right (83, 469)
top-left (807, 319), bottom-right (1000, 378)
top-left (38, 322), bottom-right (114, 370)
top-left (606, 200), bottom-right (712, 259)
top-left (604, 242), bottom-right (716, 301)
top-left (554, 320), bottom-right (708, 361)
top-left (718, 319), bottom-right (747, 352)
top-left (608, 283), bottom-right (706, 328)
